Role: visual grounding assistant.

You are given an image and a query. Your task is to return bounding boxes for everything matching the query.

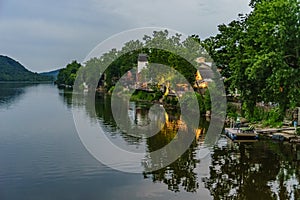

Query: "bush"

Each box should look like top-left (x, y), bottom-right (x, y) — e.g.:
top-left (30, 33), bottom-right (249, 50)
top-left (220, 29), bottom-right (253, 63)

top-left (130, 90), bottom-right (163, 102)
top-left (248, 107), bottom-right (266, 122)
top-left (204, 90), bottom-right (211, 111)
top-left (227, 103), bottom-right (238, 119)
top-left (242, 105), bottom-right (283, 127)
top-left (180, 92), bottom-right (206, 114)
top-left (262, 107), bottom-right (283, 128)
top-left (108, 86), bottom-right (115, 94)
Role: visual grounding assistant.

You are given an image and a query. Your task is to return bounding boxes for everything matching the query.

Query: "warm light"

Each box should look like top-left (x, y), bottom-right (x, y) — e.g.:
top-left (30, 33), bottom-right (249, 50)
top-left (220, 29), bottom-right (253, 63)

top-left (196, 70), bottom-right (203, 81)
top-left (199, 82), bottom-right (208, 88)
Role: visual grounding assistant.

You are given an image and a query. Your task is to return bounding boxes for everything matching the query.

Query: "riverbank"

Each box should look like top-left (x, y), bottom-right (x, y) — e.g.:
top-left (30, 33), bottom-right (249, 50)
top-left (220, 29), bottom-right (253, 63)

top-left (109, 88), bottom-right (212, 116)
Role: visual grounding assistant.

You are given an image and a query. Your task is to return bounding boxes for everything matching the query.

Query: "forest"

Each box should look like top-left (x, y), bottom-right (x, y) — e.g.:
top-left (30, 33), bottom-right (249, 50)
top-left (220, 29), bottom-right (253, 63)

top-left (0, 55), bottom-right (53, 82)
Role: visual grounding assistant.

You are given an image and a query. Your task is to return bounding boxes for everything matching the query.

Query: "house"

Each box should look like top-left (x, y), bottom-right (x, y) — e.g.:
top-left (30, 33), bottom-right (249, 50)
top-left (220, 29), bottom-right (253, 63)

top-left (194, 57), bottom-right (213, 91)
top-left (136, 54), bottom-right (148, 83)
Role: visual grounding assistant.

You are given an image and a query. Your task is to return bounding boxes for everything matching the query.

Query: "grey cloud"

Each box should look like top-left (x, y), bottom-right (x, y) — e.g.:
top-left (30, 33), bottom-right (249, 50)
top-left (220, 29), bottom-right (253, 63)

top-left (0, 0), bottom-right (251, 72)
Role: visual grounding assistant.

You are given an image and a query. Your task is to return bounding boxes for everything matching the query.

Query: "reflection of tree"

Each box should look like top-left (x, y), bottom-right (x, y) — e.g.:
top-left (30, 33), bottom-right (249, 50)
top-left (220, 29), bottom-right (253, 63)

top-left (65, 91), bottom-right (209, 193)
top-left (204, 141), bottom-right (300, 200)
top-left (70, 93), bottom-right (144, 144)
top-left (59, 88), bottom-right (73, 108)
top-left (143, 113), bottom-right (208, 193)
top-left (61, 90), bottom-right (300, 197)
top-left (143, 141), bottom-right (199, 192)
top-left (0, 83), bottom-right (34, 108)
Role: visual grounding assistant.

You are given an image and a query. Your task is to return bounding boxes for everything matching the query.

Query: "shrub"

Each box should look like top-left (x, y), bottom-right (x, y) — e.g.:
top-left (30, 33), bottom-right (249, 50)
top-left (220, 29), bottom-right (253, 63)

top-left (204, 90), bottom-right (211, 111)
top-left (130, 90), bottom-right (163, 102)
top-left (227, 103), bottom-right (238, 119)
top-left (262, 107), bottom-right (283, 128)
top-left (180, 92), bottom-right (206, 114)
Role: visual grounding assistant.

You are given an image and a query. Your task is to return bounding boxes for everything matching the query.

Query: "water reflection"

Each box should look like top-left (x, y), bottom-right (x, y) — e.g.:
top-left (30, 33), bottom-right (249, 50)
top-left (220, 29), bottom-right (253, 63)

top-left (67, 92), bottom-right (210, 191)
top-left (203, 140), bottom-right (300, 200)
top-left (58, 88), bottom-right (73, 108)
top-left (0, 83), bottom-right (36, 109)
top-left (64, 92), bottom-right (300, 198)
top-left (142, 116), bottom-right (209, 193)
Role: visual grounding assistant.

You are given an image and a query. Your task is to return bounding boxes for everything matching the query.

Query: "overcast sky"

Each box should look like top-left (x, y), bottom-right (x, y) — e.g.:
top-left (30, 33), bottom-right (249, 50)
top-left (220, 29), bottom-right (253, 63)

top-left (0, 0), bottom-right (251, 72)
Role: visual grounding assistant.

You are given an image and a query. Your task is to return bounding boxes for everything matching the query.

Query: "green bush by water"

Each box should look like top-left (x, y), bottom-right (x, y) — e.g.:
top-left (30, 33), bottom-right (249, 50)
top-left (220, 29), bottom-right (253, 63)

top-left (130, 90), bottom-right (163, 102)
top-left (296, 128), bottom-right (300, 135)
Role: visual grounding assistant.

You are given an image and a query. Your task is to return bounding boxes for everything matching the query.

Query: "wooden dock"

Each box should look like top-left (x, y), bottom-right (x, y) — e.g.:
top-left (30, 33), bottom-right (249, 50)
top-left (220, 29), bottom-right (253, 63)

top-left (255, 127), bottom-right (300, 142)
top-left (225, 128), bottom-right (258, 141)
top-left (255, 127), bottom-right (295, 134)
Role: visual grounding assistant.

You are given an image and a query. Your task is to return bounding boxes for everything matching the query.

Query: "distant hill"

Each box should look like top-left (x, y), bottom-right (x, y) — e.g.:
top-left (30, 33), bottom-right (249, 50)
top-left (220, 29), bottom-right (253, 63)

top-left (39, 69), bottom-right (61, 80)
top-left (0, 55), bottom-right (53, 81)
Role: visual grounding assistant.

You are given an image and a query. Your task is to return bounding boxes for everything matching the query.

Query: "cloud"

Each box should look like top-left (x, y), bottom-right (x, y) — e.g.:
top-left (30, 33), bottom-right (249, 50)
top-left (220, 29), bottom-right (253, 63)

top-left (0, 0), bottom-right (251, 71)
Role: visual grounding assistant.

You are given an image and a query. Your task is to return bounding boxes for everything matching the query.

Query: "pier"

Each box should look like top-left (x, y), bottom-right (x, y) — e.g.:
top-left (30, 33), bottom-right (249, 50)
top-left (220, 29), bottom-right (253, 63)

top-left (225, 128), bottom-right (258, 141)
top-left (255, 127), bottom-right (300, 142)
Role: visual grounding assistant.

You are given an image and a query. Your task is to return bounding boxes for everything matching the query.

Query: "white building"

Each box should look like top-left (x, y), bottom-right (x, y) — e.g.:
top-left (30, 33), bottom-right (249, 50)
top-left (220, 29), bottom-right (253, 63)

top-left (136, 54), bottom-right (148, 82)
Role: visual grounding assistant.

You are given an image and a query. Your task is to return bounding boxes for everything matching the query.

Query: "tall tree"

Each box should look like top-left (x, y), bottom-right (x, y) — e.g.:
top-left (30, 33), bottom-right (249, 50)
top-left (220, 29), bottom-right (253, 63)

top-left (56, 60), bottom-right (81, 86)
top-left (204, 0), bottom-right (300, 117)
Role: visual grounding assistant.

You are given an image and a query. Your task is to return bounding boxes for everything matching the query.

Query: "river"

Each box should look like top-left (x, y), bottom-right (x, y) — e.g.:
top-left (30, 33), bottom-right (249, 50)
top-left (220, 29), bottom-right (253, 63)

top-left (0, 83), bottom-right (299, 200)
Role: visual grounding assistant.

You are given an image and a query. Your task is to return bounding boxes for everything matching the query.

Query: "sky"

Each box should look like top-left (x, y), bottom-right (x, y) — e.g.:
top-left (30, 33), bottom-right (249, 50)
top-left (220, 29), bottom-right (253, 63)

top-left (0, 0), bottom-right (252, 72)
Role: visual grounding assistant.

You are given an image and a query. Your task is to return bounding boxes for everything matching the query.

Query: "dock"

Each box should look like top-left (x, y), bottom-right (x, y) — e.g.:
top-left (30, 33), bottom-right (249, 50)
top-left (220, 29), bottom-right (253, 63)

top-left (225, 128), bottom-right (258, 141)
top-left (255, 127), bottom-right (295, 134)
top-left (255, 127), bottom-right (299, 142)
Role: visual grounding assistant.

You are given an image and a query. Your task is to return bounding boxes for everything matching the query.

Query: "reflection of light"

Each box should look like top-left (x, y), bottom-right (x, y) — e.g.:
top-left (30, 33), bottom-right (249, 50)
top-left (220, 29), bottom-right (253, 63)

top-left (164, 113), bottom-right (204, 136)
top-left (195, 128), bottom-right (203, 140)
top-left (267, 168), bottom-right (299, 200)
top-left (194, 70), bottom-right (208, 89)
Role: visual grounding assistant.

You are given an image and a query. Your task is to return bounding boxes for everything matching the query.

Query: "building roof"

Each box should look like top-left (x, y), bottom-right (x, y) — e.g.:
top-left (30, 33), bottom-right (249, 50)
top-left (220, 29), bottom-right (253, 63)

top-left (138, 54), bottom-right (148, 62)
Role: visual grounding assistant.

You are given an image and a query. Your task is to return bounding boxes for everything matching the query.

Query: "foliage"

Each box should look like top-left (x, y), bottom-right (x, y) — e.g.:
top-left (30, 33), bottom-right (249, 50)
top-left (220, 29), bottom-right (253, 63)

top-left (180, 92), bottom-right (206, 114)
top-left (130, 90), bottom-right (163, 102)
top-left (205, 140), bottom-right (300, 199)
top-left (296, 128), bottom-right (300, 135)
top-left (203, 0), bottom-right (300, 118)
top-left (243, 105), bottom-right (265, 122)
top-left (243, 105), bottom-right (283, 127)
top-left (227, 103), bottom-right (239, 119)
top-left (261, 107), bottom-right (283, 127)
top-left (163, 96), bottom-right (179, 106)
top-left (39, 69), bottom-right (61, 80)
top-left (203, 90), bottom-right (211, 111)
top-left (0, 55), bottom-right (53, 82)
top-left (77, 30), bottom-right (210, 92)
top-left (56, 61), bottom-right (82, 86)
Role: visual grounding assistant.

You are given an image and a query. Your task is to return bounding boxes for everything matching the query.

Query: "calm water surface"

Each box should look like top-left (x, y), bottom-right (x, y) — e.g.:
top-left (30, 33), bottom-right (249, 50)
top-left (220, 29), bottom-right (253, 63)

top-left (0, 83), bottom-right (299, 200)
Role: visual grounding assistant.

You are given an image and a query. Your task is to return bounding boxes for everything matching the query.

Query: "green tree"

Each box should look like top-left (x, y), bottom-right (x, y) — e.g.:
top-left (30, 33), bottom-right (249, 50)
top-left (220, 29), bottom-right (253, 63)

top-left (56, 60), bottom-right (81, 86)
top-left (81, 30), bottom-right (208, 92)
top-left (204, 0), bottom-right (300, 118)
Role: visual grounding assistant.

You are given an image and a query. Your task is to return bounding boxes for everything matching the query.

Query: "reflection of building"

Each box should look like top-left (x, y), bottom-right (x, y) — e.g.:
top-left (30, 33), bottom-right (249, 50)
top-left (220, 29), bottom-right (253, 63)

top-left (128, 102), bottom-right (150, 126)
top-left (128, 102), bottom-right (158, 127)
top-left (128, 101), bottom-right (207, 142)
top-left (194, 127), bottom-right (206, 143)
